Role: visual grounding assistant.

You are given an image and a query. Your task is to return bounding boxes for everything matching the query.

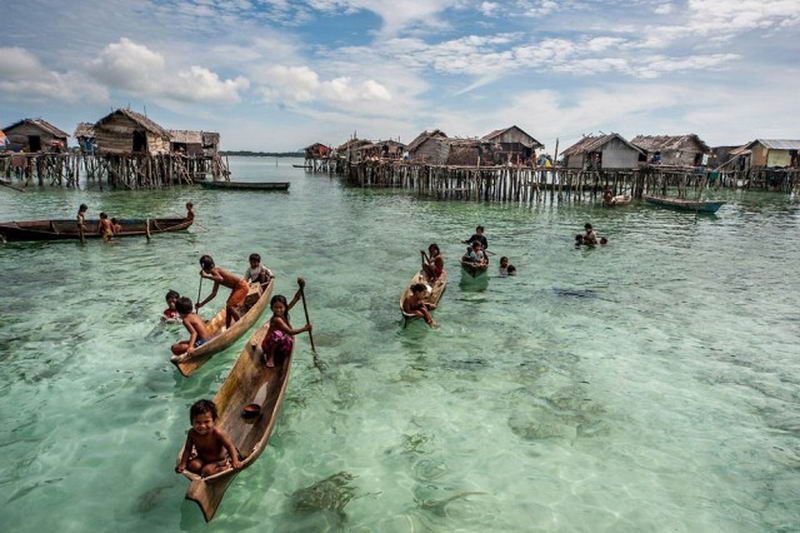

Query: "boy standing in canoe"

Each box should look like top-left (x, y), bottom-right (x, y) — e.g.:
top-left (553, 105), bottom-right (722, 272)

top-left (462, 225), bottom-right (488, 250)
top-left (196, 255), bottom-right (250, 329)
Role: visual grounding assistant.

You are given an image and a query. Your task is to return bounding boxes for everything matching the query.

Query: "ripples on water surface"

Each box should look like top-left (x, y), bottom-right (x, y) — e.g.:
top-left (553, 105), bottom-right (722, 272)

top-left (0, 157), bottom-right (798, 532)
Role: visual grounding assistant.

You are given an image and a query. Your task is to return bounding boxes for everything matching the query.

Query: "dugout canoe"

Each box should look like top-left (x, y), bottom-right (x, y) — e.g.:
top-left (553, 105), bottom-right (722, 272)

top-left (170, 279), bottom-right (274, 377)
top-left (177, 322), bottom-right (294, 521)
top-left (199, 181), bottom-right (290, 191)
top-left (459, 258), bottom-right (489, 279)
top-left (644, 195), bottom-right (724, 214)
top-left (291, 164), bottom-right (311, 169)
top-left (0, 217), bottom-right (192, 242)
top-left (399, 269), bottom-right (448, 324)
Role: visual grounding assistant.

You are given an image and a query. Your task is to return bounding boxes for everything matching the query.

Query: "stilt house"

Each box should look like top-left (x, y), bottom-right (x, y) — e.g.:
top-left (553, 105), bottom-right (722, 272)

top-left (730, 139), bottom-right (800, 169)
top-left (561, 133), bottom-right (644, 170)
top-left (407, 130), bottom-right (449, 164)
top-left (93, 109), bottom-right (171, 155)
top-left (74, 123), bottom-right (96, 154)
top-left (481, 125), bottom-right (543, 164)
top-left (358, 140), bottom-right (406, 160)
top-left (304, 143), bottom-right (332, 159)
top-left (445, 139), bottom-right (498, 166)
top-left (2, 118), bottom-right (69, 153)
top-left (631, 134), bottom-right (711, 166)
top-left (336, 138), bottom-right (372, 161)
top-left (169, 130), bottom-right (204, 156)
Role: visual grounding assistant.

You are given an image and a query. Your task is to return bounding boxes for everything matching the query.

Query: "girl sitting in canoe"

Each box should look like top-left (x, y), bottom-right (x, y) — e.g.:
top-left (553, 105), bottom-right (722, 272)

top-left (421, 243), bottom-right (444, 281)
top-left (176, 399), bottom-right (241, 478)
top-left (260, 279), bottom-right (311, 368)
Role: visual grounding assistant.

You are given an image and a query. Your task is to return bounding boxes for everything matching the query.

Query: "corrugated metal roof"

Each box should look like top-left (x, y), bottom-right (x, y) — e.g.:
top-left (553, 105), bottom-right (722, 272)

top-left (753, 139), bottom-right (800, 150)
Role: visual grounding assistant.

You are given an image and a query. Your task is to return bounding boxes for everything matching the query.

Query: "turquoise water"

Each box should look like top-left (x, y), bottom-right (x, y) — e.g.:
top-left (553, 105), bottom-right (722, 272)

top-left (1, 157), bottom-right (798, 532)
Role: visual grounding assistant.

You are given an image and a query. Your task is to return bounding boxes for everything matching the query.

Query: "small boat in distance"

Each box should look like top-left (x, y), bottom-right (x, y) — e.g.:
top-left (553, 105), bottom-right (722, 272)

top-left (170, 279), bottom-right (274, 377)
top-left (177, 322), bottom-right (294, 521)
top-left (199, 181), bottom-right (290, 191)
top-left (291, 164), bottom-right (311, 169)
top-left (644, 195), bottom-right (725, 214)
top-left (0, 217), bottom-right (192, 242)
top-left (400, 269), bottom-right (448, 325)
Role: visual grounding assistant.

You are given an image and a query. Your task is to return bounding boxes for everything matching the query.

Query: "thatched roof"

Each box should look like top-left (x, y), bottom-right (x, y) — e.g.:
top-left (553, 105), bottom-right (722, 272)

top-left (561, 133), bottom-right (644, 157)
top-left (631, 134), bottom-right (710, 154)
top-left (95, 108), bottom-right (171, 139)
top-left (337, 138), bottom-right (371, 152)
top-left (481, 125), bottom-right (543, 148)
top-left (169, 130), bottom-right (203, 144)
top-left (3, 118), bottom-right (69, 139)
top-left (202, 132), bottom-right (220, 146)
top-left (74, 122), bottom-right (95, 139)
top-left (407, 129), bottom-right (448, 152)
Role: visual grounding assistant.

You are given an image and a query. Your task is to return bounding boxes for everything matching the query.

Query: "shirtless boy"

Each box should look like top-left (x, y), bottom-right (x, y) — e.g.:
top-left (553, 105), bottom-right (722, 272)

top-left (176, 399), bottom-right (241, 478)
top-left (171, 296), bottom-right (212, 356)
top-left (402, 283), bottom-right (437, 327)
top-left (196, 255), bottom-right (250, 329)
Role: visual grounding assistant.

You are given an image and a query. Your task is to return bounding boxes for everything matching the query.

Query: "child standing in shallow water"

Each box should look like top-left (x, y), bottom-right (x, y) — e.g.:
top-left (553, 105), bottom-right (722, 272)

top-left (176, 399), bottom-right (241, 477)
top-left (260, 279), bottom-right (311, 368)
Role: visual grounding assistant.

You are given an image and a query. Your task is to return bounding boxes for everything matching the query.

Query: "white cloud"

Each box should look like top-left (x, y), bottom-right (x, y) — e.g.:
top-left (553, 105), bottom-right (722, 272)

top-left (306, 0), bottom-right (460, 34)
top-left (0, 46), bottom-right (108, 103)
top-left (480, 1), bottom-right (500, 16)
top-left (88, 38), bottom-right (248, 103)
top-left (654, 3), bottom-right (674, 15)
top-left (257, 64), bottom-right (391, 104)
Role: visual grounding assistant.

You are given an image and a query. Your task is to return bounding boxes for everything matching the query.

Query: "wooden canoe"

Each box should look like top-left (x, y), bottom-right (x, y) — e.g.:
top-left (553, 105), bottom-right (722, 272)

top-left (399, 269), bottom-right (448, 323)
top-left (177, 322), bottom-right (294, 521)
top-left (459, 258), bottom-right (489, 279)
top-left (170, 279), bottom-right (274, 377)
top-left (291, 164), bottom-right (311, 169)
top-left (0, 217), bottom-right (191, 242)
top-left (644, 195), bottom-right (724, 213)
top-left (199, 181), bottom-right (290, 191)
top-left (603, 195), bottom-right (632, 207)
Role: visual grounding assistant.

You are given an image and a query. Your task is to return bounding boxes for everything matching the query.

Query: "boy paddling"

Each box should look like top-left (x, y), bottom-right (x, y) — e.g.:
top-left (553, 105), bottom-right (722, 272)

top-left (196, 255), bottom-right (250, 329)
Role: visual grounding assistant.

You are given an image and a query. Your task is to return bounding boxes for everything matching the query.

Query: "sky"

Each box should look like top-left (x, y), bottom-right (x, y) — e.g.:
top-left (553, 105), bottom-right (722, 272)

top-left (1, 0), bottom-right (799, 152)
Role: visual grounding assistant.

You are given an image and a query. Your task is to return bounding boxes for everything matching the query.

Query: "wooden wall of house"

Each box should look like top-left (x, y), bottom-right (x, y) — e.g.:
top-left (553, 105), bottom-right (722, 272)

top-left (491, 128), bottom-right (536, 147)
top-left (4, 123), bottom-right (64, 152)
top-left (750, 144), bottom-right (768, 167)
top-left (410, 138), bottom-right (450, 164)
top-left (147, 134), bottom-right (170, 155)
top-left (601, 138), bottom-right (640, 168)
top-left (564, 154), bottom-right (584, 169)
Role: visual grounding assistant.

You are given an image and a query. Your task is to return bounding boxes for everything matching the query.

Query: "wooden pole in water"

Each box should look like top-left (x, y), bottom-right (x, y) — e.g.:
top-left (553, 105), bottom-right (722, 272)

top-left (145, 218), bottom-right (151, 241)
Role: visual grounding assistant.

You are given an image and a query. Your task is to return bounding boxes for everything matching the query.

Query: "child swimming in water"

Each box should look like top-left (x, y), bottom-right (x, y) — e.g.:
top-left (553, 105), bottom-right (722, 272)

top-left (111, 217), bottom-right (122, 234)
top-left (176, 399), bottom-right (241, 477)
top-left (583, 223), bottom-right (597, 245)
top-left (260, 279), bottom-right (310, 368)
top-left (163, 290), bottom-right (180, 321)
top-left (171, 297), bottom-right (212, 356)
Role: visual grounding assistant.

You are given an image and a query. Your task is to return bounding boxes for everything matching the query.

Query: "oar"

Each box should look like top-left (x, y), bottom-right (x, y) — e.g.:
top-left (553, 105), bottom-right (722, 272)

top-left (299, 278), bottom-right (325, 372)
top-left (195, 276), bottom-right (203, 312)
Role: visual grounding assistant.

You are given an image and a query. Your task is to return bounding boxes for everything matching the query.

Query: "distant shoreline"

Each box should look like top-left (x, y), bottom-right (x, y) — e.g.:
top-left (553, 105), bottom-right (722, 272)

top-left (220, 151), bottom-right (303, 157)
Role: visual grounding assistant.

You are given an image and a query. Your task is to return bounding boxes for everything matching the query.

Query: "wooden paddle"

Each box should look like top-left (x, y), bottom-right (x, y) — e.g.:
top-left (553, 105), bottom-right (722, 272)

top-left (195, 276), bottom-right (203, 313)
top-left (298, 278), bottom-right (325, 372)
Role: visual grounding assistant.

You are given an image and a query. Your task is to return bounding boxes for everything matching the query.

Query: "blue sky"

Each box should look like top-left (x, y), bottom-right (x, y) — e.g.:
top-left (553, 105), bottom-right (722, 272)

top-left (1, 0), bottom-right (798, 151)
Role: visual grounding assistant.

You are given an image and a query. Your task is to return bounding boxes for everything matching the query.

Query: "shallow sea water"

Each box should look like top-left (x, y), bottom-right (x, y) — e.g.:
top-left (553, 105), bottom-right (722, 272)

top-left (0, 157), bottom-right (799, 532)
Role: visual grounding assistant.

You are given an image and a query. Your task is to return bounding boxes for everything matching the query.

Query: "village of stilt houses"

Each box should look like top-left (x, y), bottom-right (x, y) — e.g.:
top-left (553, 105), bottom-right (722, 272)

top-left (1, 113), bottom-right (798, 202)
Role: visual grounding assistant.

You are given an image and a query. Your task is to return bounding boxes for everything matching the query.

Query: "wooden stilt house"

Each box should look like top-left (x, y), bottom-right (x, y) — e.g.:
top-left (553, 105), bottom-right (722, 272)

top-left (93, 109), bottom-right (171, 155)
top-left (2, 119), bottom-right (69, 153)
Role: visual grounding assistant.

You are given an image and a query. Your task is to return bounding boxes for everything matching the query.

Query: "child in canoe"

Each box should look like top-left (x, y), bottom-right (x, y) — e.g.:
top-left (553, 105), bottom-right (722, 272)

top-left (185, 202), bottom-right (195, 221)
top-left (176, 399), bottom-right (241, 478)
top-left (402, 283), bottom-right (437, 327)
top-left (163, 290), bottom-right (181, 321)
top-left (76, 204), bottom-right (88, 230)
top-left (98, 212), bottom-right (113, 241)
top-left (111, 217), bottom-right (123, 234)
top-left (421, 244), bottom-right (444, 281)
top-left (260, 279), bottom-right (311, 368)
top-left (171, 297), bottom-right (212, 355)
top-left (196, 255), bottom-right (250, 329)
top-left (464, 241), bottom-right (488, 266)
top-left (244, 253), bottom-right (273, 284)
